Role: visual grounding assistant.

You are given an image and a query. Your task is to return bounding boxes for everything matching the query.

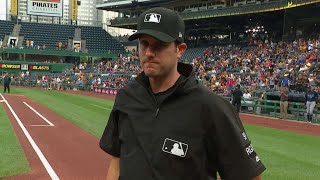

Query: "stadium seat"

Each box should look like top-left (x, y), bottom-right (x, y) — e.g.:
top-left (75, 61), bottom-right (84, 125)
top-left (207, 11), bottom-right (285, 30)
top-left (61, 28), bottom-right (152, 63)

top-left (0, 20), bottom-right (15, 43)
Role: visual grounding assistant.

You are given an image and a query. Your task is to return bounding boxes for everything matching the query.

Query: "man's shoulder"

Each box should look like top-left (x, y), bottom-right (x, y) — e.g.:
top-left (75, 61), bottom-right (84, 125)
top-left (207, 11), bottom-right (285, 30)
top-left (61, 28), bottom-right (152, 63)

top-left (114, 80), bottom-right (142, 101)
top-left (198, 90), bottom-right (238, 124)
top-left (196, 85), bottom-right (231, 106)
top-left (193, 83), bottom-right (215, 96)
top-left (120, 80), bottom-right (140, 92)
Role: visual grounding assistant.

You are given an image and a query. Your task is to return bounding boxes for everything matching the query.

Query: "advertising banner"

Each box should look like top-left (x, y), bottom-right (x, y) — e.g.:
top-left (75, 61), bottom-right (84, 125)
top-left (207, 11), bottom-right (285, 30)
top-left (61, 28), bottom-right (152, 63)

top-left (27, 0), bottom-right (63, 17)
top-left (28, 65), bottom-right (51, 71)
top-left (0, 64), bottom-right (21, 69)
top-left (71, 0), bottom-right (78, 20)
top-left (21, 64), bottom-right (29, 71)
top-left (11, 0), bottom-right (18, 16)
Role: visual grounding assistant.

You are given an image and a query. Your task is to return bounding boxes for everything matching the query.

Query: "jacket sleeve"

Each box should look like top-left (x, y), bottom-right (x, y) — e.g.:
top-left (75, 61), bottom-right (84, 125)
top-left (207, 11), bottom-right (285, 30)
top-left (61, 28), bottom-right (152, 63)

top-left (99, 108), bottom-right (121, 157)
top-left (206, 97), bottom-right (266, 180)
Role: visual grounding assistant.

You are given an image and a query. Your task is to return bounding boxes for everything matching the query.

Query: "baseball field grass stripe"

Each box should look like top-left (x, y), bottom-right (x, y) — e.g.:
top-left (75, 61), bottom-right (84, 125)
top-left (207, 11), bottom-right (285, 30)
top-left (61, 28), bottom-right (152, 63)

top-left (0, 102), bottom-right (30, 178)
top-left (0, 93), bottom-right (60, 180)
top-left (90, 103), bottom-right (112, 110)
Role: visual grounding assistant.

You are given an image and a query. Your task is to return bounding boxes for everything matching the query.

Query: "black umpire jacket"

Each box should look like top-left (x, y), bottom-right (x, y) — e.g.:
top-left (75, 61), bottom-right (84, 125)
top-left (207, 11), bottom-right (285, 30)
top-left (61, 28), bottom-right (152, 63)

top-left (100, 63), bottom-right (265, 180)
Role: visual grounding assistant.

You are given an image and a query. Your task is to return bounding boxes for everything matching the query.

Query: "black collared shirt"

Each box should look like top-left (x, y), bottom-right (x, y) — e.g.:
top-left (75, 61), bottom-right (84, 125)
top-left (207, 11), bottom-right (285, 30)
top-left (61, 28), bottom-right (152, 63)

top-left (100, 63), bottom-right (266, 180)
top-left (153, 75), bottom-right (186, 105)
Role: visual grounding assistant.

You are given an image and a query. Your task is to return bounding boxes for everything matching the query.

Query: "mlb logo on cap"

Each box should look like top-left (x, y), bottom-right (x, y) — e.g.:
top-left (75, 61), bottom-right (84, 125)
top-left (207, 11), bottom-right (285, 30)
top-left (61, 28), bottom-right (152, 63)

top-left (144, 13), bottom-right (161, 23)
top-left (128, 7), bottom-right (185, 43)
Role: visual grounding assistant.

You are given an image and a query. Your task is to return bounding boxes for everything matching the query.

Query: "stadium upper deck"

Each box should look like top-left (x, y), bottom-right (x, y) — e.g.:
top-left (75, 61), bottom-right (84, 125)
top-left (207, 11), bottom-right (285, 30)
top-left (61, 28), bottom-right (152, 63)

top-left (97, 0), bottom-right (320, 29)
top-left (97, 0), bottom-right (320, 46)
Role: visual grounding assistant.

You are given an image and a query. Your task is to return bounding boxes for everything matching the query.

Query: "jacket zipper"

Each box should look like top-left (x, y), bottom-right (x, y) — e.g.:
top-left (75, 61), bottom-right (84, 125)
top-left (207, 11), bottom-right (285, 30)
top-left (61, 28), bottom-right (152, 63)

top-left (146, 87), bottom-right (160, 118)
top-left (152, 94), bottom-right (160, 118)
top-left (155, 108), bottom-right (160, 117)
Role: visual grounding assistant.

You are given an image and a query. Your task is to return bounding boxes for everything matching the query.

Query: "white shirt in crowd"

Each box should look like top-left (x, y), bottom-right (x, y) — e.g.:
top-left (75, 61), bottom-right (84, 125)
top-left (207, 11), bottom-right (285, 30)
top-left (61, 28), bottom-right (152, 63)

top-left (79, 64), bottom-right (85, 70)
top-left (42, 75), bottom-right (47, 81)
top-left (114, 64), bottom-right (118, 70)
top-left (56, 77), bottom-right (61, 83)
top-left (243, 92), bottom-right (252, 99)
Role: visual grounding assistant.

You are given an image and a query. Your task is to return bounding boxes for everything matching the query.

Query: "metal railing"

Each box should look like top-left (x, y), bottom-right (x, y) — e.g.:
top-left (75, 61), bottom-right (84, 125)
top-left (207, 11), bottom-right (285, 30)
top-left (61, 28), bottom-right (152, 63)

top-left (224, 96), bottom-right (320, 123)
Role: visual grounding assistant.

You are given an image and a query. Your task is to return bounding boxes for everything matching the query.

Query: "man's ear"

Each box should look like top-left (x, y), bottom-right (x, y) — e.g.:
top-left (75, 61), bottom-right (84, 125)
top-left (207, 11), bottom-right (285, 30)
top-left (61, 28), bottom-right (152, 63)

top-left (177, 43), bottom-right (187, 59)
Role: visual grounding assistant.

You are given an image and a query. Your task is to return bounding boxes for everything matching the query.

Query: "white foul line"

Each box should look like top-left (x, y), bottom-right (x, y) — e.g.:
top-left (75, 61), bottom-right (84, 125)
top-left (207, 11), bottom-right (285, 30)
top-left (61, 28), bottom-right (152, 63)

top-left (90, 103), bottom-right (111, 110)
top-left (23, 102), bottom-right (54, 126)
top-left (31, 125), bottom-right (54, 127)
top-left (0, 93), bottom-right (60, 180)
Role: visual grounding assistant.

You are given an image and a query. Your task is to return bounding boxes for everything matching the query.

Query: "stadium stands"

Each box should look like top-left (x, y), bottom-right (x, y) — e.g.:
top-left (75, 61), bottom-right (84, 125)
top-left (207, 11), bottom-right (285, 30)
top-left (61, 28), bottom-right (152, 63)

top-left (20, 22), bottom-right (75, 50)
top-left (0, 21), bottom-right (126, 53)
top-left (81, 26), bottom-right (125, 53)
top-left (0, 20), bottom-right (15, 42)
top-left (181, 47), bottom-right (207, 62)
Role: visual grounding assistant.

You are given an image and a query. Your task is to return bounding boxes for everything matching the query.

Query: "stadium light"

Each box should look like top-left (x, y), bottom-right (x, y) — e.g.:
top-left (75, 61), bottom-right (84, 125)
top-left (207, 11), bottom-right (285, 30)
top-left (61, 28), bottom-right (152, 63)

top-left (245, 24), bottom-right (267, 34)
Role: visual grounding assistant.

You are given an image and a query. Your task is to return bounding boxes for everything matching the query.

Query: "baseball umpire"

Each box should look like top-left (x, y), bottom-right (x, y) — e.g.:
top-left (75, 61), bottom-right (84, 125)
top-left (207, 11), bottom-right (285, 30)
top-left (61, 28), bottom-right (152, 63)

top-left (100, 7), bottom-right (265, 180)
top-left (3, 72), bottom-right (11, 93)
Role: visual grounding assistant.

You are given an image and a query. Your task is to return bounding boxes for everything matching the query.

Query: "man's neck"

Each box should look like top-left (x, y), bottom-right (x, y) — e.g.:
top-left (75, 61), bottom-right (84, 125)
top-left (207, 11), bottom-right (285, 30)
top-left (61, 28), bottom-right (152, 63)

top-left (149, 71), bottom-right (181, 94)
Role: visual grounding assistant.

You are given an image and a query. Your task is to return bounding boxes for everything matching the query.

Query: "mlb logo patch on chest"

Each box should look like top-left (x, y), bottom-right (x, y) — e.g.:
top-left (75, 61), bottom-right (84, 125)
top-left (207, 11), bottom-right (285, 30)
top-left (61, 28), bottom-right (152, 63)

top-left (162, 138), bottom-right (188, 157)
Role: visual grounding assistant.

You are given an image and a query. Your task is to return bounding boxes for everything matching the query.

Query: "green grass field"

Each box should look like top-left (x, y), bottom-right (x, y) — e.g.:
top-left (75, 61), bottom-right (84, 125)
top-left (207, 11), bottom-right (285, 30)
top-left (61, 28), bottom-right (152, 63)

top-left (245, 125), bottom-right (320, 180)
top-left (1, 87), bottom-right (320, 179)
top-left (0, 104), bottom-right (30, 178)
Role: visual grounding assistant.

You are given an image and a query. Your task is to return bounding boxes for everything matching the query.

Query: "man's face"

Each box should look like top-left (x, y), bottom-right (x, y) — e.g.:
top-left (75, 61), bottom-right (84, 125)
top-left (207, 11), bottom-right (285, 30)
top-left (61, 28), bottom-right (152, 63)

top-left (138, 35), bottom-right (186, 78)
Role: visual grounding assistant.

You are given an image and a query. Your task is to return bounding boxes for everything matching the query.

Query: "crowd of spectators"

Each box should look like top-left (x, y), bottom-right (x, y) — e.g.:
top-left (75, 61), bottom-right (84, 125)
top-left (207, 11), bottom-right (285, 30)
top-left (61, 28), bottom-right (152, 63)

top-left (81, 37), bottom-right (320, 98)
top-left (61, 37), bottom-right (319, 98)
top-left (193, 38), bottom-right (320, 96)
top-left (8, 37), bottom-right (320, 99)
top-left (64, 49), bottom-right (140, 90)
top-left (90, 55), bottom-right (140, 74)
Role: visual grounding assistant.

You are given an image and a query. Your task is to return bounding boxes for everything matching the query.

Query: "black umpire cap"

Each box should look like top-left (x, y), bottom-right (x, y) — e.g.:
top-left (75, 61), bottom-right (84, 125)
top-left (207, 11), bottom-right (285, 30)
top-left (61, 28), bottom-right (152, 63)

top-left (128, 7), bottom-right (185, 43)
